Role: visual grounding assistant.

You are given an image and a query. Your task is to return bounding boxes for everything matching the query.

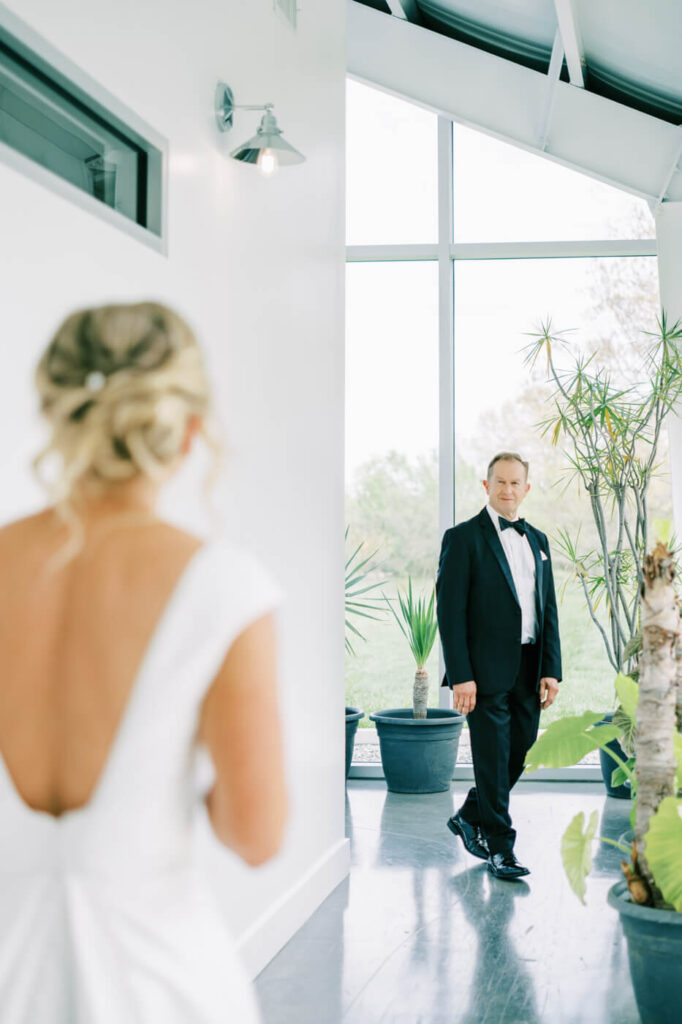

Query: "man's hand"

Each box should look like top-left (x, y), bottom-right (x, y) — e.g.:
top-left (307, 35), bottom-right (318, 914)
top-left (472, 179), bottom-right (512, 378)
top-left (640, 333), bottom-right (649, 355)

top-left (452, 680), bottom-right (477, 716)
top-left (539, 677), bottom-right (559, 710)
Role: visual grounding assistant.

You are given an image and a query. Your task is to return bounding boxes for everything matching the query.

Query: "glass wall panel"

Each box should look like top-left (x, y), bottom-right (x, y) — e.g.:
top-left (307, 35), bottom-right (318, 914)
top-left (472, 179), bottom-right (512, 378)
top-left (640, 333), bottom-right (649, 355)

top-left (346, 80), bottom-right (438, 245)
top-left (346, 261), bottom-right (440, 723)
top-left (454, 256), bottom-right (667, 722)
top-left (453, 122), bottom-right (655, 242)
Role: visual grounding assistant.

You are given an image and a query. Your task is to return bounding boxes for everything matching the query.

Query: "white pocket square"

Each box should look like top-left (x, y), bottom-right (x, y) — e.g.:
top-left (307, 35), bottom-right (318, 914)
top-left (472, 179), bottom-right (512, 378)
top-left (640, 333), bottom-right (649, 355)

top-left (540, 551), bottom-right (549, 561)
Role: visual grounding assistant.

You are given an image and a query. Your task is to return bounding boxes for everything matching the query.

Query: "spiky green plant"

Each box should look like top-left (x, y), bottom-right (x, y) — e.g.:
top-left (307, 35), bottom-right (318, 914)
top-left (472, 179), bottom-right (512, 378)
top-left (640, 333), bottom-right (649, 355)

top-left (524, 313), bottom-right (682, 674)
top-left (384, 579), bottom-right (439, 719)
top-left (345, 526), bottom-right (386, 656)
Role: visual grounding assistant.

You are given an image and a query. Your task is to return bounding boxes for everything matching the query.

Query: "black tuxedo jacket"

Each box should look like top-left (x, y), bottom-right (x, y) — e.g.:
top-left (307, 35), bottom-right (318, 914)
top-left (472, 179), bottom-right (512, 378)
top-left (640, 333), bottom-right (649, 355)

top-left (436, 508), bottom-right (562, 695)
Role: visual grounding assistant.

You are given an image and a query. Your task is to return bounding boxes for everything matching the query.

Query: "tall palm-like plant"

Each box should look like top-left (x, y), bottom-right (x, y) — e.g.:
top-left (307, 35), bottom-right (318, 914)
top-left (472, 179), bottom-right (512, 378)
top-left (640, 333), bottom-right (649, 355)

top-left (385, 580), bottom-right (439, 719)
top-left (524, 314), bottom-right (682, 674)
top-left (345, 526), bottom-right (385, 655)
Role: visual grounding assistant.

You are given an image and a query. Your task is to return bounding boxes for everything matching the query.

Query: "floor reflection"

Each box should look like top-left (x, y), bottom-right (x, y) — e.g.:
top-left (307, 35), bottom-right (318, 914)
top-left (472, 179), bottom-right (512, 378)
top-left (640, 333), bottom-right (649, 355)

top-left (257, 781), bottom-right (639, 1024)
top-left (449, 866), bottom-right (539, 1024)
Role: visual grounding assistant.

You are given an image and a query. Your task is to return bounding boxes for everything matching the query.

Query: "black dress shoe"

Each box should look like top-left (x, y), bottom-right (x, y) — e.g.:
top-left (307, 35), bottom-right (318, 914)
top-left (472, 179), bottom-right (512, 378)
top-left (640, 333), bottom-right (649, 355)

top-left (446, 812), bottom-right (489, 860)
top-left (487, 851), bottom-right (530, 879)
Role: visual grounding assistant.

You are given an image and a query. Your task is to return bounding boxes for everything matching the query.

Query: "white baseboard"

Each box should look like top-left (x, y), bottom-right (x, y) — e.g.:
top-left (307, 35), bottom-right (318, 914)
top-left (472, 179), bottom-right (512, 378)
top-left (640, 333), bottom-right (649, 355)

top-left (238, 837), bottom-right (351, 978)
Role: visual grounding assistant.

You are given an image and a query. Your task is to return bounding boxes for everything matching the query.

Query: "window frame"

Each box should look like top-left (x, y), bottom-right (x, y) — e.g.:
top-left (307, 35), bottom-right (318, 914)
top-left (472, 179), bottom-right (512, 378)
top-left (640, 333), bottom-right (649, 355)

top-left (346, 102), bottom-right (658, 770)
top-left (0, 5), bottom-right (167, 254)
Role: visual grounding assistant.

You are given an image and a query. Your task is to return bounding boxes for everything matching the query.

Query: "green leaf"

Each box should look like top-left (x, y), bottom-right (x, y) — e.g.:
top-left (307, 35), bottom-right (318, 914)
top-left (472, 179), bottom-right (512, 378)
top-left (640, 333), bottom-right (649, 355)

top-left (611, 759), bottom-right (634, 789)
top-left (561, 811), bottom-right (598, 905)
top-left (525, 712), bottom-right (619, 770)
top-left (645, 797), bottom-right (682, 911)
top-left (384, 578), bottom-right (438, 669)
top-left (614, 673), bottom-right (639, 722)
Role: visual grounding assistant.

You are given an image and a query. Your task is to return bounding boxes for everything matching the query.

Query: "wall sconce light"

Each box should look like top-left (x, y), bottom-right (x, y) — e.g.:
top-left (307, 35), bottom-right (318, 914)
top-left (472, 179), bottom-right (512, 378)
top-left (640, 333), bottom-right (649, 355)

top-left (215, 82), bottom-right (305, 176)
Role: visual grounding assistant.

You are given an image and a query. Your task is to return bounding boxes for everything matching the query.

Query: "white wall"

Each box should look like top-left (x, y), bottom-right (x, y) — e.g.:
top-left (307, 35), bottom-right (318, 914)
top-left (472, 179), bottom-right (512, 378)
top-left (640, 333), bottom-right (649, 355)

top-left (0, 0), bottom-right (347, 976)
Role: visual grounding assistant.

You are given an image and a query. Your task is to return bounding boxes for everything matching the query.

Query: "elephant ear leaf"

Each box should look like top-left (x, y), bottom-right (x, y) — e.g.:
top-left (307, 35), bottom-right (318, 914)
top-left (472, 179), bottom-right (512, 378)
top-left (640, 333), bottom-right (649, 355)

top-left (614, 672), bottom-right (638, 721)
top-left (645, 797), bottom-right (682, 912)
top-left (525, 712), bottom-right (617, 770)
top-left (561, 810), bottom-right (598, 905)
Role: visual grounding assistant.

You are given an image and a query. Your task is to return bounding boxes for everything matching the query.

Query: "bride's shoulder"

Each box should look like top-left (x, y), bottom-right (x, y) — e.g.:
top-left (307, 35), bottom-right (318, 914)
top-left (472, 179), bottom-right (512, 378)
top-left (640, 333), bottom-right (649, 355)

top-left (0, 510), bottom-right (54, 559)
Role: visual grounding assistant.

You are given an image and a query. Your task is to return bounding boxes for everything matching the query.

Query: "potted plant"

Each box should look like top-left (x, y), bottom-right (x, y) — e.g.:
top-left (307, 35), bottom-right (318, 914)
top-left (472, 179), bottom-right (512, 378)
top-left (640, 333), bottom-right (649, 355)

top-left (525, 543), bottom-right (682, 1024)
top-left (526, 315), bottom-right (682, 791)
top-left (344, 527), bottom-right (385, 777)
top-left (369, 580), bottom-right (463, 793)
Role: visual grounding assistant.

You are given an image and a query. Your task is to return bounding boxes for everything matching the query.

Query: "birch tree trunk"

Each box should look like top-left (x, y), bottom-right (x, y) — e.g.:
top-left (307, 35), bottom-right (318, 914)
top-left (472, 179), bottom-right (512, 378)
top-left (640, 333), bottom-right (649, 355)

top-left (671, 643), bottom-right (675, 733)
top-left (413, 669), bottom-right (429, 720)
top-left (635, 543), bottom-right (680, 906)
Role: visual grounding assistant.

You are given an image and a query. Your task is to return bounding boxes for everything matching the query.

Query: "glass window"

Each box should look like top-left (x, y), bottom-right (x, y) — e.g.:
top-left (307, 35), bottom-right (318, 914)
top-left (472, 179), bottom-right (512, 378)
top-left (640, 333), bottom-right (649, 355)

top-left (453, 256), bottom-right (667, 721)
top-left (346, 80), bottom-right (438, 245)
top-left (0, 28), bottom-right (162, 236)
top-left (453, 122), bottom-right (655, 242)
top-left (345, 261), bottom-right (440, 722)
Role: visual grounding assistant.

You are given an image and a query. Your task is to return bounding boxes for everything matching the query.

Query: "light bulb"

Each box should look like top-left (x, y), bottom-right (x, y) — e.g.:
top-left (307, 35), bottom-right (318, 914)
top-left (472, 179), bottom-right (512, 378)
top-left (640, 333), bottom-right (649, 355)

top-left (258, 149), bottom-right (278, 177)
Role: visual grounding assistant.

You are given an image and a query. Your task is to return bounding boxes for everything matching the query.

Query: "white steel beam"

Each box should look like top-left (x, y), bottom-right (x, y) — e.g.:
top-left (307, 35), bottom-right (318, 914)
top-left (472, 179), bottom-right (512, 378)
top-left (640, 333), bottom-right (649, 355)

top-left (539, 30), bottom-right (564, 151)
top-left (345, 240), bottom-right (657, 262)
top-left (655, 203), bottom-right (682, 540)
top-left (657, 128), bottom-right (682, 205)
top-left (348, 1), bottom-right (682, 203)
top-left (437, 115), bottom-right (454, 711)
top-left (385, 0), bottom-right (421, 22)
top-left (553, 0), bottom-right (584, 87)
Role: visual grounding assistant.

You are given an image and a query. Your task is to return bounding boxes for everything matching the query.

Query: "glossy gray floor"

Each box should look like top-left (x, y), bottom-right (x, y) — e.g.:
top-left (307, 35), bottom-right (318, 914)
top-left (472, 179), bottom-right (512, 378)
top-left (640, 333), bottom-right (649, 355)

top-left (256, 780), bottom-right (638, 1024)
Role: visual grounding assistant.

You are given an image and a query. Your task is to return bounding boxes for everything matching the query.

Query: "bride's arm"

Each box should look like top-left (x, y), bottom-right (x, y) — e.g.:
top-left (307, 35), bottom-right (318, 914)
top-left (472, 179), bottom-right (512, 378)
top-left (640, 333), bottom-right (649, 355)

top-left (198, 613), bottom-right (288, 866)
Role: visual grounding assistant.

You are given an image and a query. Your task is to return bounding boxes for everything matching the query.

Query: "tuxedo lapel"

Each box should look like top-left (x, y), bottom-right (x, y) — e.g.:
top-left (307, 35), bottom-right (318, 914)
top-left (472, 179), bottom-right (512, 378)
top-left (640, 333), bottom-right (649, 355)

top-left (478, 509), bottom-right (520, 608)
top-left (525, 526), bottom-right (545, 623)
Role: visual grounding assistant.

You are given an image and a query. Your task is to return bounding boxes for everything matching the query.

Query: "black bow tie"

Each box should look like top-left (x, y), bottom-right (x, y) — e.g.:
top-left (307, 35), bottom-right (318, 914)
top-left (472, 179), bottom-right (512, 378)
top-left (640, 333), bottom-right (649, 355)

top-left (499, 517), bottom-right (526, 536)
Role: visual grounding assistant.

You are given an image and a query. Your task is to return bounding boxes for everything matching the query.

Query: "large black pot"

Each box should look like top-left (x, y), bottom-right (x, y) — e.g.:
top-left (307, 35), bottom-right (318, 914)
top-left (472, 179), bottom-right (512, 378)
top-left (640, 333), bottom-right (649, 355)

top-left (608, 881), bottom-right (682, 1024)
top-left (345, 706), bottom-right (364, 778)
top-left (596, 712), bottom-right (631, 799)
top-left (369, 708), bottom-right (464, 793)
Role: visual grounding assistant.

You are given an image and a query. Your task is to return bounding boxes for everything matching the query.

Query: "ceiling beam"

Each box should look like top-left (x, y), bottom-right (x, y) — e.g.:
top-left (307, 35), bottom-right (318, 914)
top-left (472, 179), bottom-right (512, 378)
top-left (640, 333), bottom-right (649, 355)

top-left (553, 0), bottom-right (584, 87)
top-left (347, 1), bottom-right (682, 203)
top-left (539, 30), bottom-right (565, 151)
top-left (385, 1), bottom-right (421, 23)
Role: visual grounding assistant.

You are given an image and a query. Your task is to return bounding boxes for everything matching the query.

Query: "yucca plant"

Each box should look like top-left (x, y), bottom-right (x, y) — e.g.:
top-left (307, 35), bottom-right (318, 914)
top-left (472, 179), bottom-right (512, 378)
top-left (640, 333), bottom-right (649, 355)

top-left (345, 526), bottom-right (385, 655)
top-left (384, 579), bottom-right (439, 719)
top-left (525, 313), bottom-right (682, 675)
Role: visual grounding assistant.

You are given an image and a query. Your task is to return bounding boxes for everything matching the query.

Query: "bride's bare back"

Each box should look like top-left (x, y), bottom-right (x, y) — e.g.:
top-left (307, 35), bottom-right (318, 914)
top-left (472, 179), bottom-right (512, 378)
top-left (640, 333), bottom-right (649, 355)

top-left (0, 511), bottom-right (203, 817)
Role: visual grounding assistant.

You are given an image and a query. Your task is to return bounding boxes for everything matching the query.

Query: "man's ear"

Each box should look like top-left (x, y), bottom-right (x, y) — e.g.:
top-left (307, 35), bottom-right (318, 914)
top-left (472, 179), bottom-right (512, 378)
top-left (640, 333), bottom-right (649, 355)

top-left (482, 478), bottom-right (490, 495)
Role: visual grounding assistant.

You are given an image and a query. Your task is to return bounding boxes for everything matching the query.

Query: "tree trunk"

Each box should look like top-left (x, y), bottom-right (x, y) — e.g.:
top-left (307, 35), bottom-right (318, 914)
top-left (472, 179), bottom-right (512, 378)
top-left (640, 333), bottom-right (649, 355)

top-left (413, 668), bottom-right (428, 720)
top-left (635, 543), bottom-right (679, 907)
top-left (671, 638), bottom-right (675, 737)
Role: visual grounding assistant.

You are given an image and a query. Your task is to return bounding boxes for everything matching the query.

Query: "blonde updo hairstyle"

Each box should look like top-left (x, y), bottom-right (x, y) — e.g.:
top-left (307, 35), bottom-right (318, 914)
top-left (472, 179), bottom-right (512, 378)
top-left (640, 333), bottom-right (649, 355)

top-left (34, 302), bottom-right (221, 560)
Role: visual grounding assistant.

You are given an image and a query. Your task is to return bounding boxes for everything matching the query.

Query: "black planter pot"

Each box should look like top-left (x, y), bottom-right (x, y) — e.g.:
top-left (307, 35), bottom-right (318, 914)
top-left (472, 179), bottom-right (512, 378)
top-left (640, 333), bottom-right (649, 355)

top-left (608, 881), bottom-right (682, 1024)
top-left (596, 712), bottom-right (631, 799)
top-left (345, 707), bottom-right (364, 778)
top-left (369, 708), bottom-right (464, 793)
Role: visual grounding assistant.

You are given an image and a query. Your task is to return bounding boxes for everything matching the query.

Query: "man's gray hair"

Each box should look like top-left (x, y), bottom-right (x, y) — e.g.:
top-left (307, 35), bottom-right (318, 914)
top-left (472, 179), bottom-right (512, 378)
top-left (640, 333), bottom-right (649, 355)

top-left (487, 452), bottom-right (529, 480)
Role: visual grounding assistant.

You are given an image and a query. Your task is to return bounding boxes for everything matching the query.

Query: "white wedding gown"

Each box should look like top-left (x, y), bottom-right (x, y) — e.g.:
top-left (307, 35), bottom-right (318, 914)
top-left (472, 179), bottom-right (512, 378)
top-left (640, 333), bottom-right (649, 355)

top-left (0, 541), bottom-right (280, 1023)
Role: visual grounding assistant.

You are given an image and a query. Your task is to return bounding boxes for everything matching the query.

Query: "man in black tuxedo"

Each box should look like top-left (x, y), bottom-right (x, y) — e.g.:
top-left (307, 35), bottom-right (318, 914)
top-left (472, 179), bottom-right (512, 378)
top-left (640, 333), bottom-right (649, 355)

top-left (436, 452), bottom-right (561, 880)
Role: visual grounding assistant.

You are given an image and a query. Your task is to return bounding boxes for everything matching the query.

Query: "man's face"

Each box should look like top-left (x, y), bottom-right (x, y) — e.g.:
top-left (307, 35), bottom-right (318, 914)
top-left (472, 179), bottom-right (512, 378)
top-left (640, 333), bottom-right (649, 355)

top-left (483, 459), bottom-right (530, 520)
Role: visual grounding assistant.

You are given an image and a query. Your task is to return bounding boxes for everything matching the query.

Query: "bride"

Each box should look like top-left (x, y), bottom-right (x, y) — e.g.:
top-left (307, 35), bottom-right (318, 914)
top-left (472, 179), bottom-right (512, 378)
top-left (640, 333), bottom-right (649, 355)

top-left (0, 302), bottom-right (287, 1023)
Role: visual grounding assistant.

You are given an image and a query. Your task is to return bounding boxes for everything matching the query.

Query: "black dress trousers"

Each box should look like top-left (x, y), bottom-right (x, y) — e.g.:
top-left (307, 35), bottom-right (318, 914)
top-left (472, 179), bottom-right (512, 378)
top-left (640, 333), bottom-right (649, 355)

top-left (458, 643), bottom-right (540, 855)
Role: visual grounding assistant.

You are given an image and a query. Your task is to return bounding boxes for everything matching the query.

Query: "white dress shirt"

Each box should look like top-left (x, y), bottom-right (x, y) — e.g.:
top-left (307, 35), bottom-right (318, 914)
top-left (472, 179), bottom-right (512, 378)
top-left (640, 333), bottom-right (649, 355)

top-left (486, 504), bottom-right (537, 644)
